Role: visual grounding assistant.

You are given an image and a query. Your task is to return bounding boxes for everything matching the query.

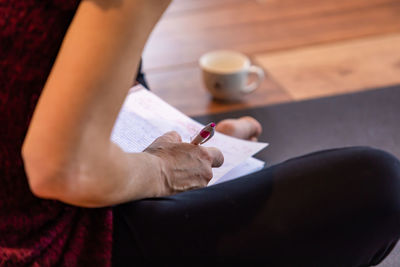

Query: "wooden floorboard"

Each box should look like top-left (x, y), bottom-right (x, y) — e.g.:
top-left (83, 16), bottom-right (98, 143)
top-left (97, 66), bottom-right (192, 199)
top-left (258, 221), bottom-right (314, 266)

top-left (144, 0), bottom-right (400, 71)
top-left (146, 66), bottom-right (291, 116)
top-left (142, 0), bottom-right (400, 116)
top-left (163, 0), bottom-right (397, 27)
top-left (255, 33), bottom-right (400, 100)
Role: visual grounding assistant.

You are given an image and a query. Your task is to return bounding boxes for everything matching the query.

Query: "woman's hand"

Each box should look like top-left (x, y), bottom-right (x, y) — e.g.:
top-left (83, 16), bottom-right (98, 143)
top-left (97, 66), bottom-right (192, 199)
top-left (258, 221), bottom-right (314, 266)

top-left (216, 116), bottom-right (262, 141)
top-left (144, 131), bottom-right (224, 195)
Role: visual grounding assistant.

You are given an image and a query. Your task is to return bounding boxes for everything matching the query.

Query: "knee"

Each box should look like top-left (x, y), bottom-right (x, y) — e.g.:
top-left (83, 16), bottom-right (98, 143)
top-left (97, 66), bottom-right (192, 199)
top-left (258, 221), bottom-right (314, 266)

top-left (355, 147), bottom-right (400, 184)
top-left (351, 147), bottom-right (400, 214)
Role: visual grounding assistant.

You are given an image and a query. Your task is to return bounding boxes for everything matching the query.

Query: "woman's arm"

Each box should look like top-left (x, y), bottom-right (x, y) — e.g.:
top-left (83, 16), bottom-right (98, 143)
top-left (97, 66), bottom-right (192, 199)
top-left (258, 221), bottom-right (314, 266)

top-left (22, 0), bottom-right (223, 207)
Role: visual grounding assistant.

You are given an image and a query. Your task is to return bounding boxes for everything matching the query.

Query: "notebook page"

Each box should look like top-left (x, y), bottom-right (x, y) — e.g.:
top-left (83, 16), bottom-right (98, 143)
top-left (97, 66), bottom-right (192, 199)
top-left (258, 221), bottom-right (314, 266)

top-left (111, 86), bottom-right (268, 183)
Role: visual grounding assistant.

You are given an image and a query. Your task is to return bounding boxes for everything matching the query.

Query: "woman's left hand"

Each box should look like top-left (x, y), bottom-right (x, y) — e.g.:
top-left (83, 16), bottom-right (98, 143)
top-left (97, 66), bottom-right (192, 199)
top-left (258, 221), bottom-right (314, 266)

top-left (216, 116), bottom-right (262, 141)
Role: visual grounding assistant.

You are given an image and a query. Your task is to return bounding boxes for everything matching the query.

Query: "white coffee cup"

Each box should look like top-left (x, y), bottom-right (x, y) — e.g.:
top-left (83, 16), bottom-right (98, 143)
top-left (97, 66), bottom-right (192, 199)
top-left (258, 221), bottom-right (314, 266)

top-left (199, 50), bottom-right (264, 101)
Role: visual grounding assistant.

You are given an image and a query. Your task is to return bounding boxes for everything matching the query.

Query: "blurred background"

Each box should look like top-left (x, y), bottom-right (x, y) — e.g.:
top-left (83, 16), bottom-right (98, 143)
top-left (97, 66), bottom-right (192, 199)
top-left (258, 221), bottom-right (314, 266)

top-left (142, 0), bottom-right (400, 116)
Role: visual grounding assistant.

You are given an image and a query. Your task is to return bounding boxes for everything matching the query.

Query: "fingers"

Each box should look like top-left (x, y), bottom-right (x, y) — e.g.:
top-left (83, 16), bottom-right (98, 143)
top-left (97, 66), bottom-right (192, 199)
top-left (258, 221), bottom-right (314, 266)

top-left (204, 147), bottom-right (224, 168)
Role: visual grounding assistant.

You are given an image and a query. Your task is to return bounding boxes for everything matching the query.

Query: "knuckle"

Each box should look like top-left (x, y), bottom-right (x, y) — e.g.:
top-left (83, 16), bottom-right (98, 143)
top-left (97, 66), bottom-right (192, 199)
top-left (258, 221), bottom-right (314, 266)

top-left (170, 131), bottom-right (181, 139)
top-left (153, 135), bottom-right (164, 144)
top-left (164, 131), bottom-right (181, 142)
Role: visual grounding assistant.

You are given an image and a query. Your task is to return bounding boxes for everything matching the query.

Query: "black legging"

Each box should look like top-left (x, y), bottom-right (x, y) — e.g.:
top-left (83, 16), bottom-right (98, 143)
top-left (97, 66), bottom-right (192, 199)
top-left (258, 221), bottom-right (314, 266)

top-left (112, 147), bottom-right (400, 266)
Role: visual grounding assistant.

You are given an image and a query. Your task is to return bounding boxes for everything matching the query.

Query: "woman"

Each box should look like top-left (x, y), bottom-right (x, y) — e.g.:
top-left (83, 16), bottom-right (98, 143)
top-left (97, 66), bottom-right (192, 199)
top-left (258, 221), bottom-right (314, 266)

top-left (1, 0), bottom-right (400, 266)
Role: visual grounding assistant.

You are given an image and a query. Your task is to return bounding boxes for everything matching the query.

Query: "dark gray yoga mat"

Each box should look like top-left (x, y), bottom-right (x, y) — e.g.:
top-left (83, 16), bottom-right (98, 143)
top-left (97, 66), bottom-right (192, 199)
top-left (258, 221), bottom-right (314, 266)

top-left (193, 85), bottom-right (400, 166)
top-left (193, 85), bottom-right (400, 266)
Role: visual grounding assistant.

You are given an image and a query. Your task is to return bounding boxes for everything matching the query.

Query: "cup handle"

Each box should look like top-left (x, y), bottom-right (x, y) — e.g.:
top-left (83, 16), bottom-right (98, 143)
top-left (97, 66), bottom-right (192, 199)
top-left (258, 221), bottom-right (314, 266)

top-left (243, 65), bottom-right (264, 93)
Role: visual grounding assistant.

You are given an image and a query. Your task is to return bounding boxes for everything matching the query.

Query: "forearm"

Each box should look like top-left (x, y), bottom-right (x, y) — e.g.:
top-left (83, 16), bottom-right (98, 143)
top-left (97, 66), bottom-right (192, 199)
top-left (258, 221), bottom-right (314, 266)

top-left (25, 141), bottom-right (163, 207)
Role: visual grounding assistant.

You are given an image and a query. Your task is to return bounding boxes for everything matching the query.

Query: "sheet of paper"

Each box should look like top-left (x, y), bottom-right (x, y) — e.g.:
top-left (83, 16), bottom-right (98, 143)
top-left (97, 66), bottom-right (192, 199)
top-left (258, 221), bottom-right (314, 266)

top-left (111, 85), bottom-right (268, 184)
top-left (211, 157), bottom-right (265, 185)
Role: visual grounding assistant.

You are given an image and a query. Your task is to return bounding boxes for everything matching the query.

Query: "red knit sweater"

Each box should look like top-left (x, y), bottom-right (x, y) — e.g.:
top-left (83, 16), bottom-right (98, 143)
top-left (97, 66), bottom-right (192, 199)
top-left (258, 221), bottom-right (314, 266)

top-left (0, 1), bottom-right (113, 266)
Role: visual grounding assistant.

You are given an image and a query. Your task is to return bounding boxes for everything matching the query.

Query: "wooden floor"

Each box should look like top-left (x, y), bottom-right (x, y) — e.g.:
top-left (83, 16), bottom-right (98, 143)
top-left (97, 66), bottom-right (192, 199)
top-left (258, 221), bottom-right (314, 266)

top-left (142, 0), bottom-right (400, 116)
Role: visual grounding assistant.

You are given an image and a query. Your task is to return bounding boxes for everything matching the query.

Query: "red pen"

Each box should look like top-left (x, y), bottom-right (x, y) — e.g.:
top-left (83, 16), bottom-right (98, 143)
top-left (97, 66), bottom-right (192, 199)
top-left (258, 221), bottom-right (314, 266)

top-left (190, 122), bottom-right (215, 145)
